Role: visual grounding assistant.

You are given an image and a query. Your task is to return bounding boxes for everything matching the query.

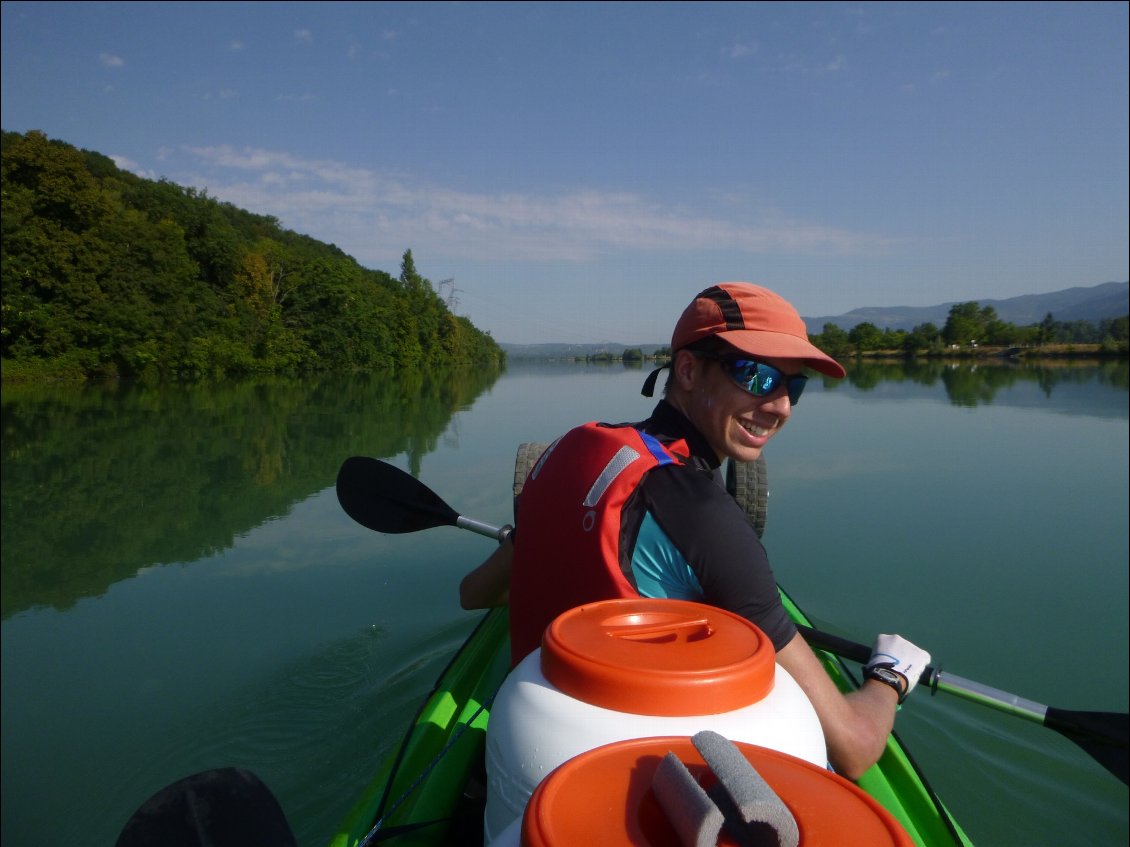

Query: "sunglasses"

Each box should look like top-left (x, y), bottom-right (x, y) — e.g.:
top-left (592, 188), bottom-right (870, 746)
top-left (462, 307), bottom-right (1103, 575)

top-left (699, 354), bottom-right (808, 405)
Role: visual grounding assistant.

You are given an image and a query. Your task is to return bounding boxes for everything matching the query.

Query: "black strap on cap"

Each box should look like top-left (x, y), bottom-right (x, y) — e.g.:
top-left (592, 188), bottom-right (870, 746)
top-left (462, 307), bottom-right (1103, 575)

top-left (698, 285), bottom-right (748, 331)
top-left (641, 364), bottom-right (669, 397)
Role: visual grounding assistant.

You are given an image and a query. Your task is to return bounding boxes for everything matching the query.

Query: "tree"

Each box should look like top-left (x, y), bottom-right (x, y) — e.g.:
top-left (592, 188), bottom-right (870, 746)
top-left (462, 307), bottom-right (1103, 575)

top-left (1, 130), bottom-right (504, 379)
top-left (848, 321), bottom-right (884, 353)
top-left (812, 323), bottom-right (850, 360)
top-left (1038, 312), bottom-right (1056, 346)
top-left (399, 249), bottom-right (428, 292)
top-left (622, 347), bottom-right (644, 363)
top-left (943, 302), bottom-right (985, 347)
top-left (903, 322), bottom-right (942, 354)
top-left (1, 130), bottom-right (117, 369)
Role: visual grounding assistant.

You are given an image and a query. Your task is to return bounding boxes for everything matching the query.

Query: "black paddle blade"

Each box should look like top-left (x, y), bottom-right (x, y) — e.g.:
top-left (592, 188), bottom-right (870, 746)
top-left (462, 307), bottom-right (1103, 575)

top-left (1046, 708), bottom-right (1129, 786)
top-left (116, 768), bottom-right (297, 847)
top-left (336, 456), bottom-right (460, 534)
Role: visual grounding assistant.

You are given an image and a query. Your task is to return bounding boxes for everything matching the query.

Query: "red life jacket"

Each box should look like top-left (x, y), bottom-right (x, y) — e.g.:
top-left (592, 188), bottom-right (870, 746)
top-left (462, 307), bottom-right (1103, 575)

top-left (508, 421), bottom-right (689, 665)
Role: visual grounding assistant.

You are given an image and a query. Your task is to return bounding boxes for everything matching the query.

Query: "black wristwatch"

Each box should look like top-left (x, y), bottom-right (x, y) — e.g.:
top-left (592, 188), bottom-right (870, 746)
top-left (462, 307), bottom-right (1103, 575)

top-left (864, 663), bottom-right (910, 704)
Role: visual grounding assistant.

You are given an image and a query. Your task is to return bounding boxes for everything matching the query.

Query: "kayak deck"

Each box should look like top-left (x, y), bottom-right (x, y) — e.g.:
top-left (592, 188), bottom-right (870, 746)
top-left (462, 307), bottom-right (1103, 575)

top-left (327, 608), bottom-right (510, 847)
top-left (328, 599), bottom-right (972, 847)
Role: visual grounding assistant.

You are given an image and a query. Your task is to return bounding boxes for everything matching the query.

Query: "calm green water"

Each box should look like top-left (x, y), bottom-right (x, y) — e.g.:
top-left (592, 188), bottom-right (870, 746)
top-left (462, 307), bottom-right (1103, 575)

top-left (2, 360), bottom-right (1127, 846)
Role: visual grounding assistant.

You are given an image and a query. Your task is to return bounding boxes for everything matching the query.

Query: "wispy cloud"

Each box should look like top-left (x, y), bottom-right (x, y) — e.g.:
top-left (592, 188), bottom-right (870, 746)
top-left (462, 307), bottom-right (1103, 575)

top-left (99, 52), bottom-right (124, 68)
top-left (722, 41), bottom-right (759, 59)
top-left (294, 29), bottom-right (312, 43)
top-left (176, 145), bottom-right (900, 266)
top-left (111, 154), bottom-right (156, 179)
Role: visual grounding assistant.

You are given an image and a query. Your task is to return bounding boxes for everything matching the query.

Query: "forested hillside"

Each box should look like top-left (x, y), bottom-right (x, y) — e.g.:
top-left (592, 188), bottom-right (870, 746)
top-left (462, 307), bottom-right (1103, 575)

top-left (1, 129), bottom-right (504, 380)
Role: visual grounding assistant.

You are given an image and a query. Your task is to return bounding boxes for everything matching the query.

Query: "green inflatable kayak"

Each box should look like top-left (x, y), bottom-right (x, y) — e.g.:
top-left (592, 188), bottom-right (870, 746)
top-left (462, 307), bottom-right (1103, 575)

top-left (326, 591), bottom-right (972, 847)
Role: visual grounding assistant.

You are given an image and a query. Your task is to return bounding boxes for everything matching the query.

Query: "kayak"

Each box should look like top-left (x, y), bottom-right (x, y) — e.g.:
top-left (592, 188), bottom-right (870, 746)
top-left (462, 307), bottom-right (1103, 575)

top-left (325, 593), bottom-right (973, 847)
top-left (328, 446), bottom-right (973, 846)
top-left (326, 607), bottom-right (508, 847)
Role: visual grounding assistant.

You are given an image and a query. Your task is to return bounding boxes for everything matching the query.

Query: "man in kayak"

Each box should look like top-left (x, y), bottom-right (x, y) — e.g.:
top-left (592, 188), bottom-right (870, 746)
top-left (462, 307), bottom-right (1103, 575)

top-left (460, 282), bottom-right (931, 780)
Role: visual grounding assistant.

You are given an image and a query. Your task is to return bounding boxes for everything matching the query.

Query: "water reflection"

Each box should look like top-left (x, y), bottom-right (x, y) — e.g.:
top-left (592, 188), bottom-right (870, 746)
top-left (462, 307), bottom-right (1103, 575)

top-left (0, 366), bottom-right (503, 619)
top-left (837, 358), bottom-right (1128, 408)
top-left (3, 360), bottom-right (1123, 619)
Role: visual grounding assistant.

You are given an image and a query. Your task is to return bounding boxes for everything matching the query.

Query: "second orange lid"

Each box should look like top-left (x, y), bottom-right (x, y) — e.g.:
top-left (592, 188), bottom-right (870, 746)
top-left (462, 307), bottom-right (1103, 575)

top-left (519, 736), bottom-right (914, 847)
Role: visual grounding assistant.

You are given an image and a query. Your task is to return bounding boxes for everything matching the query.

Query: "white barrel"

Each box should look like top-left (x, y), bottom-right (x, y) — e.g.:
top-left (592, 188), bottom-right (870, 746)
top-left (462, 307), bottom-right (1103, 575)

top-left (483, 599), bottom-right (826, 844)
top-left (490, 817), bottom-right (522, 847)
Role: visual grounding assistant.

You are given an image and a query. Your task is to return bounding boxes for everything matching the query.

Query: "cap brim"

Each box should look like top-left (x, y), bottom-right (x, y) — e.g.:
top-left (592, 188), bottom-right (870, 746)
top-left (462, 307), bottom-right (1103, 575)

top-left (717, 329), bottom-right (846, 378)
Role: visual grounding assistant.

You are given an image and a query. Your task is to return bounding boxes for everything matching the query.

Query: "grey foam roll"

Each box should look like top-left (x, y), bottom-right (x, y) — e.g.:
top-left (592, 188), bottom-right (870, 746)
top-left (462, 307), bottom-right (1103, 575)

top-left (692, 730), bottom-right (800, 847)
top-left (652, 731), bottom-right (800, 847)
top-left (652, 750), bottom-right (726, 847)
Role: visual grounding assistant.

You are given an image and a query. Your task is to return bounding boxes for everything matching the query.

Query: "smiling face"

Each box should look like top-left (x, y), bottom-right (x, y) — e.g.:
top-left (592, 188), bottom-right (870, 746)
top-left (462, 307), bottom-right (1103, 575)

top-left (666, 347), bottom-right (804, 463)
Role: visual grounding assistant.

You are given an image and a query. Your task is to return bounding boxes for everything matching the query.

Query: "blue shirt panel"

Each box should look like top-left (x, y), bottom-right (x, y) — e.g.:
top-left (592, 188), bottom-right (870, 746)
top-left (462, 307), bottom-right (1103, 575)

top-left (630, 511), bottom-right (704, 601)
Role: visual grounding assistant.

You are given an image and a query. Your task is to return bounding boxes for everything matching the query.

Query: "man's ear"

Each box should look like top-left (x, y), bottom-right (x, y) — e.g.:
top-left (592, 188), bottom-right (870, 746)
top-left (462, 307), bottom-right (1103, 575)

top-left (670, 348), bottom-right (701, 392)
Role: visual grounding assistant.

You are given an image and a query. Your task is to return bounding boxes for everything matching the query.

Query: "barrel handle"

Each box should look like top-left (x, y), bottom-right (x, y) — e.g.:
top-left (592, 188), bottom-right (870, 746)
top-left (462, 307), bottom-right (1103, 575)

top-left (603, 615), bottom-right (713, 644)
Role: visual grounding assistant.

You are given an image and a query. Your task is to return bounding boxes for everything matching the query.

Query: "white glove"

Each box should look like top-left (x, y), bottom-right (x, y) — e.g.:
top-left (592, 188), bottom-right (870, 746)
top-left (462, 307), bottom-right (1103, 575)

top-left (866, 634), bottom-right (931, 700)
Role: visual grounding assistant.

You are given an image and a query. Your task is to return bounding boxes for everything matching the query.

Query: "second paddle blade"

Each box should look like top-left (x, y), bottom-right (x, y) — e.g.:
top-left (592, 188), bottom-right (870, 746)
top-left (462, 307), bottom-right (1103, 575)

top-left (336, 456), bottom-right (460, 534)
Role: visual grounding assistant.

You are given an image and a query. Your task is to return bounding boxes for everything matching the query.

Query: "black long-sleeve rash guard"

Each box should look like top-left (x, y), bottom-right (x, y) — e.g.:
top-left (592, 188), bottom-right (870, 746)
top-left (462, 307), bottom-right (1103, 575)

top-left (618, 400), bottom-right (798, 652)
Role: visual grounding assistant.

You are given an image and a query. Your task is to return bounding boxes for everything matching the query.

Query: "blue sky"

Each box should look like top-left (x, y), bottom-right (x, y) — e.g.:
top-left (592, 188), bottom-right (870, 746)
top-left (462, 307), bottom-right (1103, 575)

top-left (2, 2), bottom-right (1127, 344)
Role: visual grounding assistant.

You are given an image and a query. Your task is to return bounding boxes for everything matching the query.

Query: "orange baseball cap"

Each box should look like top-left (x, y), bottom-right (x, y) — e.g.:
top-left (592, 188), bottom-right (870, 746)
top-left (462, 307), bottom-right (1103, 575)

top-left (672, 283), bottom-right (846, 378)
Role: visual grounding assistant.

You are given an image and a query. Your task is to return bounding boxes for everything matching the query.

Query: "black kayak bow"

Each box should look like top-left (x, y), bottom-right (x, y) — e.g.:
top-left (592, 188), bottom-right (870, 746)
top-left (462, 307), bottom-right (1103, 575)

top-left (116, 768), bottom-right (297, 847)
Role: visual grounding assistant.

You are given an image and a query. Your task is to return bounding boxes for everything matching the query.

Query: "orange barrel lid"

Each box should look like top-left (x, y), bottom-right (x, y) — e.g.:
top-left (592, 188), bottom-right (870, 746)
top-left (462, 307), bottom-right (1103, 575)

top-left (539, 598), bottom-right (774, 716)
top-left (520, 736), bottom-right (914, 847)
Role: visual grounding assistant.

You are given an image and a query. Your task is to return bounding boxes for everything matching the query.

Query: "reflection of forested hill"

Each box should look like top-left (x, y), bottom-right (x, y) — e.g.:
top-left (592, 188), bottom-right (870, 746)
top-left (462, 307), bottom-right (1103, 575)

top-left (0, 369), bottom-right (501, 618)
top-left (836, 359), bottom-right (1129, 414)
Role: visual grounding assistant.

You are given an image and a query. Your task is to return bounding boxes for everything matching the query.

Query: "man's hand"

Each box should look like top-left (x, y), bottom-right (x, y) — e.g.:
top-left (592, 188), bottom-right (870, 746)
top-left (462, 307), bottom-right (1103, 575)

top-left (866, 634), bottom-right (931, 701)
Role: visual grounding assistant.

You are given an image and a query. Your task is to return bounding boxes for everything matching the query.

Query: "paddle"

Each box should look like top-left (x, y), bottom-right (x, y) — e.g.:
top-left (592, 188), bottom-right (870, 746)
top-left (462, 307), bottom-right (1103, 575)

top-left (797, 626), bottom-right (1129, 786)
top-left (337, 455), bottom-right (511, 541)
top-left (336, 455), bottom-right (1130, 786)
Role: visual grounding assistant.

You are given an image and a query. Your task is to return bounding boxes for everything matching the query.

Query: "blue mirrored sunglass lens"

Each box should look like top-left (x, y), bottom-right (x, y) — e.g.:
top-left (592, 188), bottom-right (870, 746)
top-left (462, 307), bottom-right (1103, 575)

top-left (728, 360), bottom-right (783, 394)
top-left (727, 360), bottom-right (807, 404)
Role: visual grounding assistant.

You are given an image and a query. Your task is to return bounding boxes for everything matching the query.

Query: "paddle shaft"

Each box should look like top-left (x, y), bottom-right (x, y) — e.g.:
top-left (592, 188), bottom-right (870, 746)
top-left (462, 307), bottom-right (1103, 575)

top-left (456, 515), bottom-right (512, 541)
top-left (798, 626), bottom-right (1050, 723)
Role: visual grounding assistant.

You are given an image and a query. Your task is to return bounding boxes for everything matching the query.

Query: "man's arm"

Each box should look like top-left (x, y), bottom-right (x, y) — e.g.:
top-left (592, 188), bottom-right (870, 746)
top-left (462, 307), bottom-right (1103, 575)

top-left (459, 536), bottom-right (513, 609)
top-left (776, 631), bottom-right (928, 780)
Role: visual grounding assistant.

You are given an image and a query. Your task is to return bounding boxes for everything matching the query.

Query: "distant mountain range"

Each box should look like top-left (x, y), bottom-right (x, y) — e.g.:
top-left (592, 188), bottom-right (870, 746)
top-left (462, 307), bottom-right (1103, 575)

top-left (801, 280), bottom-right (1128, 334)
top-left (500, 281), bottom-right (1128, 358)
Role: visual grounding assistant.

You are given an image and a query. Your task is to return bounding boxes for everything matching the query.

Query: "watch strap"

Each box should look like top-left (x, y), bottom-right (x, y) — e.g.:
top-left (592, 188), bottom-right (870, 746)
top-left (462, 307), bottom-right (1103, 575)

top-left (863, 663), bottom-right (910, 704)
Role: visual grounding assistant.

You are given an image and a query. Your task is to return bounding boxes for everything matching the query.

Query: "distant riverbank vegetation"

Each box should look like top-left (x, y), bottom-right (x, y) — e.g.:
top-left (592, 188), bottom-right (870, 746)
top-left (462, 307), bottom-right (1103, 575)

top-left (809, 301), bottom-right (1128, 363)
top-left (1, 130), bottom-right (505, 383)
top-left (580, 302), bottom-right (1126, 365)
